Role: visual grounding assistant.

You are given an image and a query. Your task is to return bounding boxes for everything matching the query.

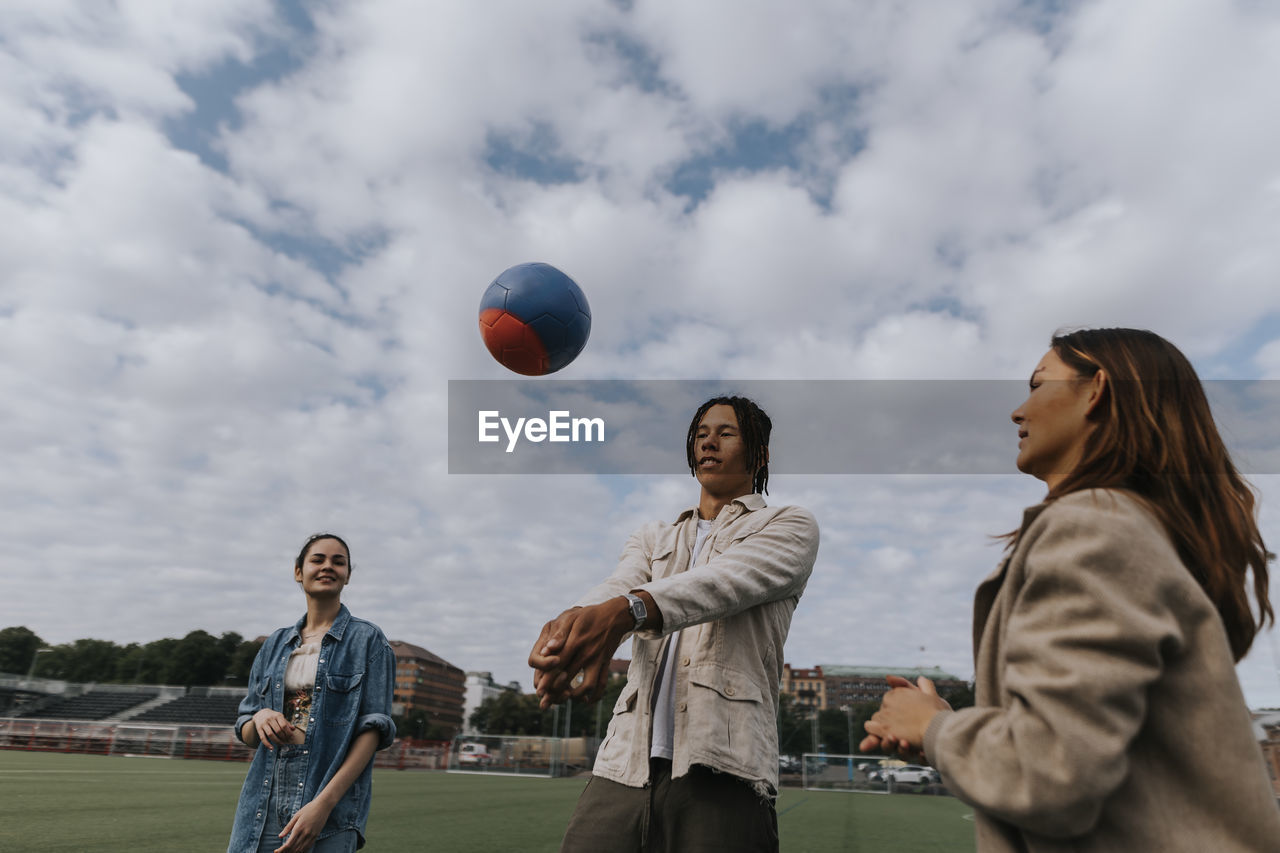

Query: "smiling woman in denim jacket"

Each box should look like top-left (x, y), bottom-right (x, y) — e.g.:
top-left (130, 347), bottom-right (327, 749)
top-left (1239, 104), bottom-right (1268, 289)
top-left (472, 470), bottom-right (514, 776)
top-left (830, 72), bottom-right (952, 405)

top-left (227, 534), bottom-right (396, 853)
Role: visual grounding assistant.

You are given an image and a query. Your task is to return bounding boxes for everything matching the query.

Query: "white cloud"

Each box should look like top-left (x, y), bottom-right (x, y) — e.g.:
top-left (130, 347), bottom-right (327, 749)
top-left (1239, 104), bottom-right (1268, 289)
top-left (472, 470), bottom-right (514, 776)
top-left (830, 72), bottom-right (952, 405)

top-left (2, 0), bottom-right (1279, 715)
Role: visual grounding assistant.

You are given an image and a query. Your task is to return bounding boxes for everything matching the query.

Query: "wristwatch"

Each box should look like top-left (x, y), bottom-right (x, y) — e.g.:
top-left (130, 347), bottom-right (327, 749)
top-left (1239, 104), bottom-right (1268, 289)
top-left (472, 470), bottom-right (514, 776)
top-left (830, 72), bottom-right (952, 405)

top-left (621, 593), bottom-right (647, 630)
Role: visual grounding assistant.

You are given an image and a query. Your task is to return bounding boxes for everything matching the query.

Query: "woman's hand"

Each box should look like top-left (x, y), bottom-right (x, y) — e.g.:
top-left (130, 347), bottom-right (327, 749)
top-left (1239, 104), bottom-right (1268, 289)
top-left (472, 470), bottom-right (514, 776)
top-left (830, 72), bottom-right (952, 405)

top-left (251, 708), bottom-right (296, 750)
top-left (861, 675), bottom-right (952, 759)
top-left (273, 799), bottom-right (332, 853)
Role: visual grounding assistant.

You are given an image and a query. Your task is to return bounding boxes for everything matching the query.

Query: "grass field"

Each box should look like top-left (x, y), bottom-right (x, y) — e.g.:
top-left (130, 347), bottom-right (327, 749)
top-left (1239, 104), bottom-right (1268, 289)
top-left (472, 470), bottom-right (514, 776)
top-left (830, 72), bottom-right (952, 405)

top-left (0, 751), bottom-right (976, 852)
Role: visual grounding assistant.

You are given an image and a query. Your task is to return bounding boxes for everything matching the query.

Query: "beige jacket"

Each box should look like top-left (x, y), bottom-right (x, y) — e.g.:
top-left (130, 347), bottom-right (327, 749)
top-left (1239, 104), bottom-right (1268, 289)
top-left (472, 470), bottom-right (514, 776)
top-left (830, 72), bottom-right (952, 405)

top-left (925, 489), bottom-right (1280, 852)
top-left (577, 494), bottom-right (819, 795)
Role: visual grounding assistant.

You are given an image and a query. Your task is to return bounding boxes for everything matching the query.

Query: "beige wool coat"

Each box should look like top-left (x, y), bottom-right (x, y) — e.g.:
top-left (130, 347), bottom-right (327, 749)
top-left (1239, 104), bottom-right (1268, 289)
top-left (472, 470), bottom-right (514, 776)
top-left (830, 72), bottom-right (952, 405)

top-left (924, 489), bottom-right (1280, 852)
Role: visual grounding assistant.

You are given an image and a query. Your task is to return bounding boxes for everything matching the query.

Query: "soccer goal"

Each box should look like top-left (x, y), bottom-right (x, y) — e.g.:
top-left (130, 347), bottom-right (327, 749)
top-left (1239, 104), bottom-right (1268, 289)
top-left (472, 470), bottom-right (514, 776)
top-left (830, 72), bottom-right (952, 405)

top-left (106, 724), bottom-right (179, 758)
top-left (447, 734), bottom-right (590, 778)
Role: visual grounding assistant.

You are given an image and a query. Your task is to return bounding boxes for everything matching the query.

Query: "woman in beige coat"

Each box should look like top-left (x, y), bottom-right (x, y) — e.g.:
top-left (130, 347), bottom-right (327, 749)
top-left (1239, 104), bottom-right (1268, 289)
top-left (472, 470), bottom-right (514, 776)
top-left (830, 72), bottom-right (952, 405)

top-left (864, 328), bottom-right (1280, 852)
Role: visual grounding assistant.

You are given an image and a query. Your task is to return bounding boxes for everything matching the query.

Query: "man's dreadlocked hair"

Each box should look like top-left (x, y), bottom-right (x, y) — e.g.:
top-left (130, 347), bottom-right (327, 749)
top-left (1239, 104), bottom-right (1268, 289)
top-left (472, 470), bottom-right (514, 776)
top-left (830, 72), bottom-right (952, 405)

top-left (685, 395), bottom-right (772, 495)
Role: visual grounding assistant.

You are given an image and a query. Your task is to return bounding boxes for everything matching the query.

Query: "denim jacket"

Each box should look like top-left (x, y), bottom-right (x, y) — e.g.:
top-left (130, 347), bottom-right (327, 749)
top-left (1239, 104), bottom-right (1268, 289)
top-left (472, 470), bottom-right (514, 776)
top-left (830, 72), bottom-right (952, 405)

top-left (576, 495), bottom-right (819, 797)
top-left (227, 605), bottom-right (396, 852)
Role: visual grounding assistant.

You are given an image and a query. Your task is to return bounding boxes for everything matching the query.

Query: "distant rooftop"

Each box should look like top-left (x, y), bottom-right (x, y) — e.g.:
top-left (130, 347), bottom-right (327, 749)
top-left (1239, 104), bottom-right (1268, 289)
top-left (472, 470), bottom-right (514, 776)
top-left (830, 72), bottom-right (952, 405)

top-left (389, 640), bottom-right (460, 671)
top-left (818, 665), bottom-right (963, 681)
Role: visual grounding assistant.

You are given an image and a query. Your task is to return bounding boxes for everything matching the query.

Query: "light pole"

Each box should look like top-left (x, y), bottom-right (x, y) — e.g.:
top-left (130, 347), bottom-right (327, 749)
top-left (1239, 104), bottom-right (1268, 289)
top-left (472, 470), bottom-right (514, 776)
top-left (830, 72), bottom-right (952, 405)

top-left (842, 705), bottom-right (854, 782)
top-left (26, 648), bottom-right (52, 679)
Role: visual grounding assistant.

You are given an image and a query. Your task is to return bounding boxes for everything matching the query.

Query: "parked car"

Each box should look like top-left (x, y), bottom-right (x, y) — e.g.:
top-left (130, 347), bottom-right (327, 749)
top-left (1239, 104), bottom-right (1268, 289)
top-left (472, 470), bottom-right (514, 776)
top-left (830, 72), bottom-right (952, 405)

top-left (884, 764), bottom-right (939, 785)
top-left (458, 742), bottom-right (493, 766)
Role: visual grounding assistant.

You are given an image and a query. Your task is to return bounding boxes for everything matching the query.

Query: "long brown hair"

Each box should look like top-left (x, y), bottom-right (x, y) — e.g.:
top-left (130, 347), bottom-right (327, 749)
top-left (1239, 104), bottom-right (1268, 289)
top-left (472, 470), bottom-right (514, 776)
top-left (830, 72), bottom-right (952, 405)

top-left (1045, 328), bottom-right (1272, 660)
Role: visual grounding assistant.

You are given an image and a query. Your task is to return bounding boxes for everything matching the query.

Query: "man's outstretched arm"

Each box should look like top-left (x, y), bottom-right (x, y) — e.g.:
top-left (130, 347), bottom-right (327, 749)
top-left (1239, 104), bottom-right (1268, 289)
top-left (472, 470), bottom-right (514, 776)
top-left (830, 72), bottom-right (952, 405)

top-left (528, 589), bottom-right (661, 707)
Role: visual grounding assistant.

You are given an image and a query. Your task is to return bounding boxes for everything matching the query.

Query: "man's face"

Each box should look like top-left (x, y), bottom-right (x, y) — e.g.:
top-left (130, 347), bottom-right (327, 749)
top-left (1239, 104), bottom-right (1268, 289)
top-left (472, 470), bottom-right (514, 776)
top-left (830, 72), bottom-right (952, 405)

top-left (693, 404), bottom-right (756, 498)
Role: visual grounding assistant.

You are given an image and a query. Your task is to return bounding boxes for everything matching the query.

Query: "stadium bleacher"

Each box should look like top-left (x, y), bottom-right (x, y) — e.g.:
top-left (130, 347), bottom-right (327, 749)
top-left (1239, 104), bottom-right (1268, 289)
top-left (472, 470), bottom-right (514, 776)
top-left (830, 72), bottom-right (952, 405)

top-left (130, 693), bottom-right (242, 726)
top-left (18, 690), bottom-right (159, 720)
top-left (0, 686), bottom-right (47, 716)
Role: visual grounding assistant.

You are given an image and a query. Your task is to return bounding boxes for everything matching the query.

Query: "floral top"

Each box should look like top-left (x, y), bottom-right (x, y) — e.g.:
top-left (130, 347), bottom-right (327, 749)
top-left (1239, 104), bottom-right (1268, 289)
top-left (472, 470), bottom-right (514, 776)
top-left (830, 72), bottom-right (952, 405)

top-left (283, 642), bottom-right (320, 731)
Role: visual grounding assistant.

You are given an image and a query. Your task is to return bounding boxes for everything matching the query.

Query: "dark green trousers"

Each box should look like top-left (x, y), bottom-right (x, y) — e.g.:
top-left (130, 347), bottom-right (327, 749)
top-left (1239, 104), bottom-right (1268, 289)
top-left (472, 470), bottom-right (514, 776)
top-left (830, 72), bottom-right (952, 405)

top-left (560, 759), bottom-right (779, 853)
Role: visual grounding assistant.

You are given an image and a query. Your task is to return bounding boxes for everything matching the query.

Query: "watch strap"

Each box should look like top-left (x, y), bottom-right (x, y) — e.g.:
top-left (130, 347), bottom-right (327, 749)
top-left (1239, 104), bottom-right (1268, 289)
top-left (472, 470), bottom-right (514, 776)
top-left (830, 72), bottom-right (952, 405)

top-left (622, 593), bottom-right (646, 630)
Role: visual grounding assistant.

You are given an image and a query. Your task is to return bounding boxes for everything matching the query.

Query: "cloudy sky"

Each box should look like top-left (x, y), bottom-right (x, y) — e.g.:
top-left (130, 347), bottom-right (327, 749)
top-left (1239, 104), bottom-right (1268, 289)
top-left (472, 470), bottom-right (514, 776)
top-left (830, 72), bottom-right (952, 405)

top-left (4, 0), bottom-right (1280, 710)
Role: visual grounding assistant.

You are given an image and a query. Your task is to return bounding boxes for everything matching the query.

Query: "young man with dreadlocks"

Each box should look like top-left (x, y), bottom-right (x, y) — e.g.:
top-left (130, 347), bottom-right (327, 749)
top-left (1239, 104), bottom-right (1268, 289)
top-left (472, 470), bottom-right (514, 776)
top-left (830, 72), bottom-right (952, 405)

top-left (529, 395), bottom-right (819, 853)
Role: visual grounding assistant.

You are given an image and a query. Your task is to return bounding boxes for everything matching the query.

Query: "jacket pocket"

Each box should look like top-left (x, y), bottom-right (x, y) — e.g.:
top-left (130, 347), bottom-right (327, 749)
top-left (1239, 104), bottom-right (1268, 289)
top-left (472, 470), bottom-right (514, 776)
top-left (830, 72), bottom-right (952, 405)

top-left (323, 671), bottom-right (364, 726)
top-left (688, 665), bottom-right (764, 703)
top-left (595, 682), bottom-right (641, 771)
top-left (649, 543), bottom-right (677, 579)
top-left (613, 682), bottom-right (639, 714)
top-left (686, 665), bottom-right (769, 771)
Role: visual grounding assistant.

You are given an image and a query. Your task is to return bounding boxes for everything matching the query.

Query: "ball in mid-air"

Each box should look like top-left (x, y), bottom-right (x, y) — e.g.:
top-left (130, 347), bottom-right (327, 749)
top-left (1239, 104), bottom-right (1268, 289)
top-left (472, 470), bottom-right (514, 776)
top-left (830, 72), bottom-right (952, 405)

top-left (478, 262), bottom-right (591, 376)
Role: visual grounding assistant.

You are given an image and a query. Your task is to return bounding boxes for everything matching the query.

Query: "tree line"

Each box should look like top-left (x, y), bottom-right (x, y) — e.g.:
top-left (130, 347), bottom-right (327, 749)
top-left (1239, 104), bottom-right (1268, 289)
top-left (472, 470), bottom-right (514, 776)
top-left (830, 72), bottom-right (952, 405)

top-left (776, 682), bottom-right (975, 756)
top-left (467, 678), bottom-right (629, 739)
top-left (467, 676), bottom-right (975, 755)
top-left (0, 625), bottom-right (262, 689)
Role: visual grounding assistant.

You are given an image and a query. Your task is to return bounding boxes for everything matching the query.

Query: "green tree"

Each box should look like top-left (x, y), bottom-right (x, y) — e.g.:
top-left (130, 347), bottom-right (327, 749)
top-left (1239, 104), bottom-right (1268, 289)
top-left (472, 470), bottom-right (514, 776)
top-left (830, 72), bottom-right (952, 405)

top-left (559, 678), bottom-right (626, 738)
top-left (227, 639), bottom-right (263, 686)
top-left (776, 693), bottom-right (809, 757)
top-left (938, 681), bottom-right (975, 710)
top-left (113, 643), bottom-right (145, 683)
top-left (0, 626), bottom-right (45, 675)
top-left (134, 638), bottom-right (178, 684)
top-left (217, 631), bottom-right (243, 660)
top-left (392, 709), bottom-right (455, 742)
top-left (42, 639), bottom-right (123, 682)
top-left (166, 630), bottom-right (230, 687)
top-left (469, 690), bottom-right (547, 736)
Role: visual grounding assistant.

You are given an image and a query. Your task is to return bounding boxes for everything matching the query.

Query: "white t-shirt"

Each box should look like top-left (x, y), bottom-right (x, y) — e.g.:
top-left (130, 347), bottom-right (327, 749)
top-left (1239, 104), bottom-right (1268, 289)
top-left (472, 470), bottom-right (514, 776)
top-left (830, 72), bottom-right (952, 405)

top-left (650, 518), bottom-right (713, 760)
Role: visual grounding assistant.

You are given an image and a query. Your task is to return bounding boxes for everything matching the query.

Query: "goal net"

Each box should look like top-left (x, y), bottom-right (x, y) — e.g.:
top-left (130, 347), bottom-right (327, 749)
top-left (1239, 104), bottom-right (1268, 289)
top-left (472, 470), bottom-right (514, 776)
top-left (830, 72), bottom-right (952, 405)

top-left (447, 734), bottom-right (592, 778)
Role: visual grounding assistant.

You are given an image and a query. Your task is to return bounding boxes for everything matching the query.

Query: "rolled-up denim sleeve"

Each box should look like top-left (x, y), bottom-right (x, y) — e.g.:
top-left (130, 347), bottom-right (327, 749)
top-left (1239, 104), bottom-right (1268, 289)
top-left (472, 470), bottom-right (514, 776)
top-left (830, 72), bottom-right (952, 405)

top-left (355, 637), bottom-right (397, 749)
top-left (233, 642), bottom-right (271, 745)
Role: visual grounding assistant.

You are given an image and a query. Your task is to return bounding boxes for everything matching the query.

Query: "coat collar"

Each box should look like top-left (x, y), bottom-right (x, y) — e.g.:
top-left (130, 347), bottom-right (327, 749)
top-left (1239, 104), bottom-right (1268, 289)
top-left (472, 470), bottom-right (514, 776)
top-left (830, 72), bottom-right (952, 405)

top-left (674, 492), bottom-right (767, 523)
top-left (976, 500), bottom-right (1052, 587)
top-left (287, 603), bottom-right (351, 644)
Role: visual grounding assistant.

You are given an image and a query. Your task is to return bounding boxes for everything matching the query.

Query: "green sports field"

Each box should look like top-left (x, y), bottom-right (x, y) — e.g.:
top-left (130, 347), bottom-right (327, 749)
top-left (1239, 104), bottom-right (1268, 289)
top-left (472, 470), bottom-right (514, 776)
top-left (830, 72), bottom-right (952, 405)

top-left (0, 751), bottom-right (976, 852)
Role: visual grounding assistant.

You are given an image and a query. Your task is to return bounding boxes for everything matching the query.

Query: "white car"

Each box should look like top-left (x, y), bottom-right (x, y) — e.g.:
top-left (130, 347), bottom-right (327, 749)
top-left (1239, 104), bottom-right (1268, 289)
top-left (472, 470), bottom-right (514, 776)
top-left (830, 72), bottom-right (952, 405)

top-left (884, 764), bottom-right (940, 784)
top-left (457, 742), bottom-right (492, 766)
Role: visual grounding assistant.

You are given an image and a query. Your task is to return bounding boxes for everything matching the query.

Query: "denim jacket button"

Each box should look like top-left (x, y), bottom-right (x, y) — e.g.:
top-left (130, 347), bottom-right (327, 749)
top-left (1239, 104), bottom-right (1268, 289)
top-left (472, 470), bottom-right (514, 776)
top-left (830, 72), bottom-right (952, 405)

top-left (725, 686), bottom-right (736, 696)
top-left (681, 657), bottom-right (690, 666)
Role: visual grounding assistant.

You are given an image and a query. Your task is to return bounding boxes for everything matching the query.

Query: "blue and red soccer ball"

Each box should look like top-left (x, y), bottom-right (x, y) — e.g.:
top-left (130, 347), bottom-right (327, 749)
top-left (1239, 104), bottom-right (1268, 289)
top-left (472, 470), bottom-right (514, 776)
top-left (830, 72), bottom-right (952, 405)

top-left (478, 262), bottom-right (591, 376)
